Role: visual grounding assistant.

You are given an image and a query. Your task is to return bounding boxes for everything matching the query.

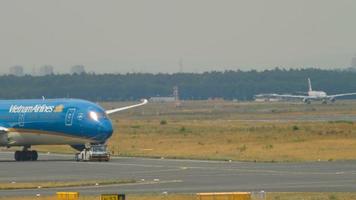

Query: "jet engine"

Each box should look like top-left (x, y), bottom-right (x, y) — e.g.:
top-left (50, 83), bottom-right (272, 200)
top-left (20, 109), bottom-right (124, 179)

top-left (302, 98), bottom-right (311, 104)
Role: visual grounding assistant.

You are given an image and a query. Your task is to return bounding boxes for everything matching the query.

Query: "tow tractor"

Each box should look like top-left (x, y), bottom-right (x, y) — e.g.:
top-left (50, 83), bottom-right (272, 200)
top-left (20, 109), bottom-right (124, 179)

top-left (75, 144), bottom-right (110, 161)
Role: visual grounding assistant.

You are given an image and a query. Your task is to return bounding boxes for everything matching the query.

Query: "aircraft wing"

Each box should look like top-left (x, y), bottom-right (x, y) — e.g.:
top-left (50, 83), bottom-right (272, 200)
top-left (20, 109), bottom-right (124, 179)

top-left (261, 94), bottom-right (309, 99)
top-left (106, 99), bottom-right (148, 115)
top-left (328, 93), bottom-right (356, 98)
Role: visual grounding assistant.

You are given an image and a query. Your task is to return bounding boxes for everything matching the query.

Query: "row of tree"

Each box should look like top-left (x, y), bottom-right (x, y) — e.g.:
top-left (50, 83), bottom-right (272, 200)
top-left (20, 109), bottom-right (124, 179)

top-left (1, 68), bottom-right (356, 101)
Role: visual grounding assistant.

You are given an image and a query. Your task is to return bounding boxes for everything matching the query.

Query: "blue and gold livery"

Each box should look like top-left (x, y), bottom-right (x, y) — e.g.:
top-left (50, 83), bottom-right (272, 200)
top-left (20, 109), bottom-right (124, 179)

top-left (0, 98), bottom-right (147, 161)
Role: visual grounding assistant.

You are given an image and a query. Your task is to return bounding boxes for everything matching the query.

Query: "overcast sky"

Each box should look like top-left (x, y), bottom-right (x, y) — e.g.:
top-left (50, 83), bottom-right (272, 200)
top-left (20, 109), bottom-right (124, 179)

top-left (0, 0), bottom-right (355, 74)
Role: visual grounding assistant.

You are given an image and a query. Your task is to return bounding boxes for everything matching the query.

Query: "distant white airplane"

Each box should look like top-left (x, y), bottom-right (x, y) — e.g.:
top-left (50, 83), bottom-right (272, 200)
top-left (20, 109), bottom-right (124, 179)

top-left (256, 78), bottom-right (356, 104)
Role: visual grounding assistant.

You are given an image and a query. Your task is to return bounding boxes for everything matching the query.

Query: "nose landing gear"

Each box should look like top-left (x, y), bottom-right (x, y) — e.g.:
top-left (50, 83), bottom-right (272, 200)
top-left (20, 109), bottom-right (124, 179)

top-left (14, 146), bottom-right (38, 161)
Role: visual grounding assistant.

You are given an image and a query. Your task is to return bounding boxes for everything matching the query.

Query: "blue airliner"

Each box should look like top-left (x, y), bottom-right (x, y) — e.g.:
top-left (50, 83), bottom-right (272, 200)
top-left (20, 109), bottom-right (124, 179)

top-left (0, 98), bottom-right (147, 161)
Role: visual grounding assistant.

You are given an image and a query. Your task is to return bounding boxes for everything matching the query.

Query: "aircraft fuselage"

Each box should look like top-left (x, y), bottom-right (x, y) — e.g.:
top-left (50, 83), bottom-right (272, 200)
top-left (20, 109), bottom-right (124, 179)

top-left (308, 90), bottom-right (327, 98)
top-left (0, 99), bottom-right (113, 147)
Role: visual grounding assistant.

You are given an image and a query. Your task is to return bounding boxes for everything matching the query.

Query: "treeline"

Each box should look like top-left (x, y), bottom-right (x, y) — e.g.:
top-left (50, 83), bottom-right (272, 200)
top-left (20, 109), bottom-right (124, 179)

top-left (1, 68), bottom-right (356, 101)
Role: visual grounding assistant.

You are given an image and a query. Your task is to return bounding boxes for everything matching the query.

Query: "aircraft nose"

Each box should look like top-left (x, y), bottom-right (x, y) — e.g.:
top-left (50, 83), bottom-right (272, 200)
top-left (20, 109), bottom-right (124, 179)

top-left (101, 120), bottom-right (113, 138)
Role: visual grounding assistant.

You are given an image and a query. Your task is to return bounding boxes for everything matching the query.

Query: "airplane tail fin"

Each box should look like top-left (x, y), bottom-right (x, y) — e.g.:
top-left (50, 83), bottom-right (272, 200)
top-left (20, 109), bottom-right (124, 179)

top-left (308, 78), bottom-right (312, 92)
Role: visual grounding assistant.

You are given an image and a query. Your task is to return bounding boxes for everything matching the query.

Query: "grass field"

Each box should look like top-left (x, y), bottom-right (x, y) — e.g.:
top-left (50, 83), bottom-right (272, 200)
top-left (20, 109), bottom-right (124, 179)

top-left (0, 180), bottom-right (134, 190)
top-left (28, 100), bottom-right (356, 162)
top-left (2, 193), bottom-right (356, 200)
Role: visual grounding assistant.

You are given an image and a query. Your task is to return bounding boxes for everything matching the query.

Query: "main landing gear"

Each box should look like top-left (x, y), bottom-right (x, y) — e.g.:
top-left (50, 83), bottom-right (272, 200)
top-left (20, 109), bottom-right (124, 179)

top-left (14, 146), bottom-right (38, 161)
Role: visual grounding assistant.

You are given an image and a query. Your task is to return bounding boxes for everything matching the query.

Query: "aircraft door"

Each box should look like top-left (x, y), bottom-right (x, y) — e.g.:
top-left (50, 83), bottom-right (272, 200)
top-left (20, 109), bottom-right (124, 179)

top-left (18, 113), bottom-right (25, 127)
top-left (65, 108), bottom-right (76, 126)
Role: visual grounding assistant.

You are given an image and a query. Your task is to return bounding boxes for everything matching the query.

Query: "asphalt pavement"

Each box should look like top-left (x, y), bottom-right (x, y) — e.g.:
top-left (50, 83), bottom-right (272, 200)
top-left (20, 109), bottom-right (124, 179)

top-left (0, 152), bottom-right (356, 196)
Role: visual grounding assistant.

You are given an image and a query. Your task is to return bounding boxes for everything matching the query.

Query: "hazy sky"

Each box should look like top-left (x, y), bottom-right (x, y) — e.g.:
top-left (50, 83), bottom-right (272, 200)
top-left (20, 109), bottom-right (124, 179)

top-left (0, 0), bottom-right (355, 74)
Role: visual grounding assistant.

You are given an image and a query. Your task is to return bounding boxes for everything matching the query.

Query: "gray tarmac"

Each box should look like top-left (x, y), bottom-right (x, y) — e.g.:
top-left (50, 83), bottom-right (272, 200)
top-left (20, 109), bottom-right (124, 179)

top-left (1, 152), bottom-right (356, 196)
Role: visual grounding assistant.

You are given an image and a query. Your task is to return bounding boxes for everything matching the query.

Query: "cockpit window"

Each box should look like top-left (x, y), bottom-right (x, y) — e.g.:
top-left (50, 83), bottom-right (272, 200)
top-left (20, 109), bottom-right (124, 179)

top-left (88, 110), bottom-right (108, 121)
top-left (97, 111), bottom-right (108, 119)
top-left (89, 111), bottom-right (99, 121)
